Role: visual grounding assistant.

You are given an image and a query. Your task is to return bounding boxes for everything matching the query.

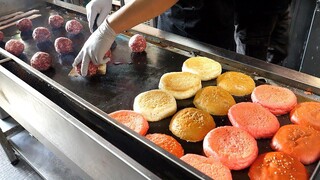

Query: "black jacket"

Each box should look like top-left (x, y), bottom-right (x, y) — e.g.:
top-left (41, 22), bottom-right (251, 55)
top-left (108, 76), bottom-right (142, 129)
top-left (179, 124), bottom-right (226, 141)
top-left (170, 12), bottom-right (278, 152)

top-left (157, 0), bottom-right (235, 50)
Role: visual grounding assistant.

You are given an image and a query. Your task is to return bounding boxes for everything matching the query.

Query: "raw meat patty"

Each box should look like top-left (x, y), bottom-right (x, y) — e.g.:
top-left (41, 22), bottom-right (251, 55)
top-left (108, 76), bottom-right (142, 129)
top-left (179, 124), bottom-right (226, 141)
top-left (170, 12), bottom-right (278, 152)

top-left (5, 39), bottom-right (24, 56)
top-left (76, 61), bottom-right (98, 76)
top-left (65, 19), bottom-right (83, 35)
top-left (128, 34), bottom-right (147, 53)
top-left (30, 52), bottom-right (52, 71)
top-left (16, 18), bottom-right (33, 31)
top-left (48, 15), bottom-right (64, 29)
top-left (32, 27), bottom-right (51, 42)
top-left (54, 37), bottom-right (73, 54)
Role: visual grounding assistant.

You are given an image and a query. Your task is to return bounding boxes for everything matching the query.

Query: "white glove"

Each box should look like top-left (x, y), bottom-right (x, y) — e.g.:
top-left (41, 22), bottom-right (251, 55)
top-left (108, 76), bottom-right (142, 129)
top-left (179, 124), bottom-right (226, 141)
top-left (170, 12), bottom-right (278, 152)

top-left (73, 20), bottom-right (116, 76)
top-left (86, 0), bottom-right (113, 33)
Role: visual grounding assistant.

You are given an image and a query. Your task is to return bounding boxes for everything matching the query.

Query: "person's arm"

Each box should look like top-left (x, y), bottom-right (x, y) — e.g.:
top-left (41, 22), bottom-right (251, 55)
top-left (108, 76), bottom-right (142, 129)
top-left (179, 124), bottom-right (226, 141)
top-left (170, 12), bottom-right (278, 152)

top-left (73, 0), bottom-right (178, 76)
top-left (108, 0), bottom-right (177, 34)
top-left (86, 0), bottom-right (113, 33)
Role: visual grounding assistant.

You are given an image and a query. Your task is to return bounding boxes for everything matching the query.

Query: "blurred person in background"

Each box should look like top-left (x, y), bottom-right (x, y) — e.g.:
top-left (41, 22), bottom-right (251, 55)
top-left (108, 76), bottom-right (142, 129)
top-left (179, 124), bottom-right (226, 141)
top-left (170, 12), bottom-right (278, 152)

top-left (74, 0), bottom-right (236, 76)
top-left (234, 0), bottom-right (292, 65)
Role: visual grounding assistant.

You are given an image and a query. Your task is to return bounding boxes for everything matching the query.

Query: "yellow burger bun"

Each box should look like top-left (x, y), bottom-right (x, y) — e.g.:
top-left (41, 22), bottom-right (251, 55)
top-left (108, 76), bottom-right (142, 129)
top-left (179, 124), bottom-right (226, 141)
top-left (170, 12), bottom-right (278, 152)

top-left (159, 72), bottom-right (202, 100)
top-left (133, 89), bottom-right (177, 122)
top-left (217, 71), bottom-right (255, 96)
top-left (193, 86), bottom-right (236, 116)
top-left (170, 108), bottom-right (216, 142)
top-left (182, 56), bottom-right (222, 81)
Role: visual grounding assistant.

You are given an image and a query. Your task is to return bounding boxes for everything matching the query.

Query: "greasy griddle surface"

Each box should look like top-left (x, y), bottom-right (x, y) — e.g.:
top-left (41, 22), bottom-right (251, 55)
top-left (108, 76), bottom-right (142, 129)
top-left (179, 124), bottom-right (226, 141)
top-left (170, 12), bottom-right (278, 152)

top-left (1, 4), bottom-right (318, 179)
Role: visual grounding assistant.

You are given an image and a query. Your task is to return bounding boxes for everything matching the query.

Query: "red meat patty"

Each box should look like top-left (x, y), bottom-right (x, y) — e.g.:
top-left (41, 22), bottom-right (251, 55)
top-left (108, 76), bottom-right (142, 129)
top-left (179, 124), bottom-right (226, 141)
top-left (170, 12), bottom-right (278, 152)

top-left (65, 19), bottom-right (83, 35)
top-left (76, 61), bottom-right (98, 77)
top-left (54, 37), bottom-right (73, 54)
top-left (75, 50), bottom-right (111, 76)
top-left (16, 18), bottom-right (33, 31)
top-left (128, 34), bottom-right (147, 53)
top-left (203, 126), bottom-right (258, 170)
top-left (5, 39), bottom-right (24, 56)
top-left (48, 15), bottom-right (64, 29)
top-left (32, 27), bottom-right (51, 42)
top-left (30, 52), bottom-right (52, 71)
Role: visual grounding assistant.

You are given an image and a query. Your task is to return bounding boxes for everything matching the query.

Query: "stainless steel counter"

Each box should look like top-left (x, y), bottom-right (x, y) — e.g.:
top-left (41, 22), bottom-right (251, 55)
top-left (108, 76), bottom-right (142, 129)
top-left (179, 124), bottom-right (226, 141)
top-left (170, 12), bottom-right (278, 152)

top-left (0, 0), bottom-right (319, 179)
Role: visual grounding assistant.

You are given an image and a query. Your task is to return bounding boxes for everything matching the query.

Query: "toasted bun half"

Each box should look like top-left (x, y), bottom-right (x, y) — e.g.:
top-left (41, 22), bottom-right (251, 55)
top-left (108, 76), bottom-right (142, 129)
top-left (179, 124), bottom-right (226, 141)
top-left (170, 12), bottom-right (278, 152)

top-left (251, 84), bottom-right (297, 115)
top-left (217, 71), bottom-right (255, 96)
top-left (146, 133), bottom-right (184, 158)
top-left (228, 102), bottom-right (280, 139)
top-left (180, 154), bottom-right (232, 180)
top-left (193, 86), bottom-right (236, 116)
top-left (182, 56), bottom-right (222, 81)
top-left (203, 126), bottom-right (258, 170)
top-left (170, 108), bottom-right (216, 142)
top-left (249, 152), bottom-right (308, 180)
top-left (290, 101), bottom-right (320, 131)
top-left (271, 124), bottom-right (320, 165)
top-left (159, 72), bottom-right (202, 100)
top-left (109, 110), bottom-right (149, 136)
top-left (133, 89), bottom-right (177, 122)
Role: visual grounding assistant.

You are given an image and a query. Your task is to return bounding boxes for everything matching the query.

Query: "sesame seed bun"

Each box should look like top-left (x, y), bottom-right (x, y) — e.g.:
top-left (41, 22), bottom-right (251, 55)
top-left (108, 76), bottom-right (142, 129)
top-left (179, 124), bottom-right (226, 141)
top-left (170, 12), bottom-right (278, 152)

top-left (251, 85), bottom-right (297, 115)
top-left (217, 71), bottom-right (255, 96)
top-left (193, 86), bottom-right (236, 116)
top-left (249, 152), bottom-right (308, 180)
top-left (181, 154), bottom-right (232, 180)
top-left (159, 72), bottom-right (202, 100)
top-left (203, 126), bottom-right (258, 170)
top-left (182, 56), bottom-right (222, 81)
top-left (290, 101), bottom-right (320, 131)
top-left (170, 108), bottom-right (216, 142)
top-left (133, 89), bottom-right (177, 122)
top-left (228, 102), bottom-right (280, 139)
top-left (146, 133), bottom-right (184, 158)
top-left (271, 124), bottom-right (320, 165)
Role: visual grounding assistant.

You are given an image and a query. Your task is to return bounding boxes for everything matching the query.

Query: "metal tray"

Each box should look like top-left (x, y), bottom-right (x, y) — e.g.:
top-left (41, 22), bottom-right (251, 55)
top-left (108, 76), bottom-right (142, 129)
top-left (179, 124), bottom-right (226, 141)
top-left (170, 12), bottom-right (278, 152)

top-left (1, 2), bottom-right (319, 179)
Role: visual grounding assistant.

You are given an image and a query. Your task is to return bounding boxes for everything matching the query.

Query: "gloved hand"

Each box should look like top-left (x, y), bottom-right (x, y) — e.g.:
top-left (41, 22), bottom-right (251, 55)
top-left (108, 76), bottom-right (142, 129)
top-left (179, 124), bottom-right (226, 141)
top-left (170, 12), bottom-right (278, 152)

top-left (73, 20), bottom-right (116, 76)
top-left (86, 0), bottom-right (113, 33)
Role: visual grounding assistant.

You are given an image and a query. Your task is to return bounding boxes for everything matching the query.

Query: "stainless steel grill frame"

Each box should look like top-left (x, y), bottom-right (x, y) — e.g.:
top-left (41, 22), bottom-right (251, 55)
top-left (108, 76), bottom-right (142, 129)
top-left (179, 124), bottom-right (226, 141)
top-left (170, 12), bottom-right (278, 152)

top-left (0, 0), bottom-right (319, 179)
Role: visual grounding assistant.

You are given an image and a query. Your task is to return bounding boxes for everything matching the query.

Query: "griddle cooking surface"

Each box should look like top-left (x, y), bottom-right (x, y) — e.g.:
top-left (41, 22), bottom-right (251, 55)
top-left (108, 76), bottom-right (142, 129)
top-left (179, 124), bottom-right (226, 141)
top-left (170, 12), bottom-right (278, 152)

top-left (1, 4), bottom-right (318, 180)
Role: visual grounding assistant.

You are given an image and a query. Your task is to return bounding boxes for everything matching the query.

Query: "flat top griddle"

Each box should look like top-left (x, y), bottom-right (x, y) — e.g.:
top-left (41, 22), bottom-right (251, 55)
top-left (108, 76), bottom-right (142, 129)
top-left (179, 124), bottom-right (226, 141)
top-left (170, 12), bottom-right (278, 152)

top-left (1, 3), bottom-right (319, 179)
